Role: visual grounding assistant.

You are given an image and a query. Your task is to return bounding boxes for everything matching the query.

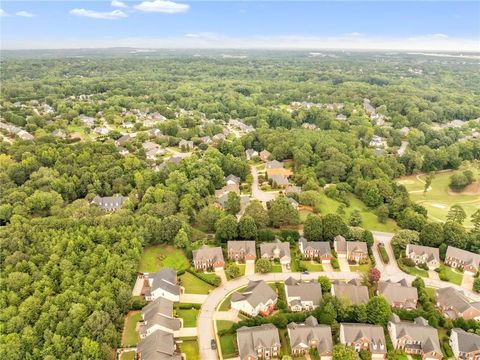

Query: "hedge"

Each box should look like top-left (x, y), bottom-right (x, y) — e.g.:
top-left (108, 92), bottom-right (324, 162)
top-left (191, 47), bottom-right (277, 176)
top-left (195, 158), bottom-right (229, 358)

top-left (186, 268), bottom-right (221, 287)
top-left (378, 244), bottom-right (389, 264)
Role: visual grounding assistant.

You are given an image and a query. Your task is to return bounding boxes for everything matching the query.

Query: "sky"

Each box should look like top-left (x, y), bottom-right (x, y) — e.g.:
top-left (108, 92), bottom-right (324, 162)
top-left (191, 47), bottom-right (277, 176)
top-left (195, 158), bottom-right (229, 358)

top-left (1, 1), bottom-right (479, 51)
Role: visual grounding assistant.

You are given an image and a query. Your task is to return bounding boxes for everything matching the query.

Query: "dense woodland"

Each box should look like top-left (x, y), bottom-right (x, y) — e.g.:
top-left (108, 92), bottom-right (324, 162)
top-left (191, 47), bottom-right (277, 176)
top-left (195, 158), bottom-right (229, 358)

top-left (1, 50), bottom-right (480, 359)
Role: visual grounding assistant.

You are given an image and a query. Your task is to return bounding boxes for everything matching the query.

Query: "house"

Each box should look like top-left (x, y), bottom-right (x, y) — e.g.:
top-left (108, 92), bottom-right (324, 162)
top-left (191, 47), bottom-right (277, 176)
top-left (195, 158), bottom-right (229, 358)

top-left (436, 287), bottom-right (480, 320)
top-left (260, 239), bottom-right (291, 265)
top-left (225, 174), bottom-right (241, 185)
top-left (266, 160), bottom-right (283, 169)
top-left (79, 114), bottom-right (95, 127)
top-left (334, 236), bottom-right (368, 263)
top-left (94, 127), bottom-right (109, 136)
top-left (405, 244), bottom-right (440, 270)
top-left (237, 324), bottom-right (280, 360)
top-left (400, 127), bottom-right (410, 137)
top-left (147, 128), bottom-right (163, 138)
top-left (245, 149), bottom-right (259, 160)
top-left (259, 150), bottom-right (271, 162)
top-left (369, 135), bottom-right (386, 148)
top-left (212, 133), bottom-right (226, 142)
top-left (146, 147), bottom-right (165, 160)
top-left (287, 197), bottom-right (299, 209)
top-left (143, 267), bottom-right (180, 302)
top-left (298, 237), bottom-right (332, 262)
top-left (377, 279), bottom-right (418, 310)
top-left (331, 280), bottom-right (369, 305)
top-left (137, 329), bottom-right (181, 360)
top-left (363, 99), bottom-right (376, 115)
top-left (179, 139), bottom-right (193, 150)
top-left (122, 121), bottom-right (134, 129)
top-left (231, 280), bottom-right (278, 317)
top-left (139, 298), bottom-right (181, 338)
top-left (115, 134), bottom-right (133, 146)
top-left (199, 136), bottom-right (212, 145)
top-left (449, 328), bottom-right (480, 360)
top-left (388, 314), bottom-right (442, 360)
top-left (284, 277), bottom-right (322, 311)
top-left (285, 185), bottom-right (302, 194)
top-left (287, 316), bottom-right (333, 359)
top-left (117, 146), bottom-right (129, 156)
top-left (192, 245), bottom-right (225, 271)
top-left (215, 183), bottom-right (240, 203)
top-left (91, 195), bottom-right (128, 212)
top-left (270, 174), bottom-right (290, 188)
top-left (445, 246), bottom-right (480, 275)
top-left (336, 114), bottom-right (347, 121)
top-left (339, 323), bottom-right (387, 359)
top-left (227, 241), bottom-right (256, 263)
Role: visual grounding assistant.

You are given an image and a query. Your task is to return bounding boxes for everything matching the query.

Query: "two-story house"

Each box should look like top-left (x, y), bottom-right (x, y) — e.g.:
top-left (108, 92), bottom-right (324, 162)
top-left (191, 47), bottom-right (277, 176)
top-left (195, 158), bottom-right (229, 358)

top-left (405, 244), bottom-right (440, 270)
top-left (445, 246), bottom-right (480, 275)
top-left (237, 324), bottom-right (281, 360)
top-left (284, 277), bottom-right (322, 311)
top-left (139, 298), bottom-right (182, 339)
top-left (260, 239), bottom-right (291, 266)
top-left (331, 279), bottom-right (369, 305)
top-left (227, 241), bottom-right (256, 263)
top-left (449, 328), bottom-right (480, 360)
top-left (377, 279), bottom-right (418, 310)
top-left (298, 237), bottom-right (332, 263)
top-left (192, 245), bottom-right (225, 271)
top-left (334, 235), bottom-right (368, 263)
top-left (143, 267), bottom-right (180, 302)
top-left (339, 323), bottom-right (387, 359)
top-left (436, 287), bottom-right (480, 321)
top-left (137, 329), bottom-right (181, 360)
top-left (231, 280), bottom-right (278, 317)
top-left (287, 316), bottom-right (333, 359)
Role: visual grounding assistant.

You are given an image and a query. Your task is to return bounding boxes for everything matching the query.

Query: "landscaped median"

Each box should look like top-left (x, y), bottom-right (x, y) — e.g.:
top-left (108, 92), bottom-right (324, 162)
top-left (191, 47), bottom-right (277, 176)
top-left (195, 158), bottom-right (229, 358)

top-left (377, 243), bottom-right (390, 264)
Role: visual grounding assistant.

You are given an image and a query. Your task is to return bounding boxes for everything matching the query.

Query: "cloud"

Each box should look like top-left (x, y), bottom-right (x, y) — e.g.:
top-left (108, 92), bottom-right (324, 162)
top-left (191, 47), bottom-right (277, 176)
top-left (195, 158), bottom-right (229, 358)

top-left (111, 0), bottom-right (128, 8)
top-left (16, 11), bottom-right (36, 17)
top-left (0, 8), bottom-right (8, 16)
top-left (184, 32), bottom-right (219, 39)
top-left (70, 8), bottom-right (127, 20)
top-left (134, 0), bottom-right (190, 13)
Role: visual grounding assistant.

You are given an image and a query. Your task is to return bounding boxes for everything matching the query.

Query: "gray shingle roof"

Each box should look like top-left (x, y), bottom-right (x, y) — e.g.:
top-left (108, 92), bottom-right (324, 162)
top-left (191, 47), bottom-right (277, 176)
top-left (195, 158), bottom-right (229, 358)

top-left (389, 315), bottom-right (441, 354)
top-left (140, 298), bottom-right (181, 337)
top-left (446, 246), bottom-right (480, 267)
top-left (231, 280), bottom-right (277, 308)
top-left (285, 277), bottom-right (322, 306)
top-left (451, 328), bottom-right (480, 354)
top-left (436, 287), bottom-right (476, 314)
top-left (378, 280), bottom-right (418, 307)
top-left (299, 238), bottom-right (331, 256)
top-left (332, 283), bottom-right (369, 305)
top-left (260, 240), bottom-right (291, 260)
top-left (149, 267), bottom-right (180, 296)
top-left (192, 246), bottom-right (224, 264)
top-left (227, 241), bottom-right (256, 257)
top-left (266, 160), bottom-right (283, 169)
top-left (406, 244), bottom-right (440, 263)
top-left (91, 195), bottom-right (128, 211)
top-left (340, 323), bottom-right (386, 353)
top-left (137, 330), bottom-right (181, 360)
top-left (287, 316), bottom-right (332, 354)
top-left (237, 324), bottom-right (280, 359)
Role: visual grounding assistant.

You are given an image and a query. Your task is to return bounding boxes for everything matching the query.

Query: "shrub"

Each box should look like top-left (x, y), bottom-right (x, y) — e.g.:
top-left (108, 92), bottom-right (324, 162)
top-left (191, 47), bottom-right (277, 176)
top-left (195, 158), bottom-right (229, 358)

top-left (186, 268), bottom-right (221, 286)
top-left (257, 229), bottom-right (275, 242)
top-left (378, 245), bottom-right (389, 264)
top-left (256, 258), bottom-right (272, 273)
top-left (401, 257), bottom-right (416, 267)
top-left (331, 258), bottom-right (339, 270)
top-left (131, 297), bottom-right (148, 310)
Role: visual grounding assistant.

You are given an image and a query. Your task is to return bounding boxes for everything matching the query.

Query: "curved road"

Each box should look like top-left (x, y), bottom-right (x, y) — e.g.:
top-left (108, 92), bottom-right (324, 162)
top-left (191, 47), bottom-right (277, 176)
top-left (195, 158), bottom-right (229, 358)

top-left (250, 166), bottom-right (277, 203)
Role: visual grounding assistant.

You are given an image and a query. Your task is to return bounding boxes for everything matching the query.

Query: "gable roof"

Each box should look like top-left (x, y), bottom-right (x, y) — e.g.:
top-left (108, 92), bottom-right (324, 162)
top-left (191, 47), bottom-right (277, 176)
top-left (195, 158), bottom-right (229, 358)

top-left (91, 195), bottom-right (128, 211)
top-left (287, 316), bottom-right (332, 353)
top-left (192, 246), bottom-right (224, 264)
top-left (260, 240), bottom-right (291, 260)
top-left (451, 328), bottom-right (480, 354)
top-left (231, 280), bottom-right (277, 308)
top-left (227, 241), bottom-right (256, 257)
top-left (406, 244), bottom-right (440, 263)
top-left (378, 280), bottom-right (418, 306)
top-left (299, 238), bottom-right (331, 255)
top-left (285, 277), bottom-right (322, 306)
top-left (148, 267), bottom-right (180, 296)
top-left (389, 315), bottom-right (441, 354)
top-left (137, 330), bottom-right (181, 360)
top-left (332, 283), bottom-right (369, 305)
top-left (140, 298), bottom-right (181, 336)
top-left (237, 324), bottom-right (280, 359)
top-left (446, 246), bottom-right (480, 268)
top-left (266, 160), bottom-right (283, 169)
top-left (340, 323), bottom-right (386, 353)
top-left (347, 241), bottom-right (368, 254)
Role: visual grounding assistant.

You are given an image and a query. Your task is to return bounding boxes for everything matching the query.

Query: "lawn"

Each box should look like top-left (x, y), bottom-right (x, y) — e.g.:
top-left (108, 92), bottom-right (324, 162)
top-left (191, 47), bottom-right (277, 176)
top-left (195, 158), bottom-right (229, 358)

top-left (271, 263), bottom-right (283, 273)
top-left (122, 312), bottom-right (141, 347)
top-left (217, 321), bottom-right (237, 358)
top-left (120, 351), bottom-right (135, 360)
top-left (179, 340), bottom-right (200, 359)
top-left (175, 308), bottom-right (199, 327)
top-left (349, 258), bottom-right (372, 273)
top-left (138, 245), bottom-right (189, 273)
top-left (279, 328), bottom-right (291, 356)
top-left (179, 272), bottom-right (214, 294)
top-left (439, 265), bottom-right (463, 285)
top-left (219, 286), bottom-right (246, 311)
top-left (424, 287), bottom-right (436, 301)
top-left (300, 260), bottom-right (324, 272)
top-left (401, 263), bottom-right (429, 278)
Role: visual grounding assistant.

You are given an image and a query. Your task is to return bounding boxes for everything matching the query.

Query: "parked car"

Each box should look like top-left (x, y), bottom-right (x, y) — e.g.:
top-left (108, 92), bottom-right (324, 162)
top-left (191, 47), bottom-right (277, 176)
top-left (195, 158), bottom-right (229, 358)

top-left (211, 339), bottom-right (217, 350)
top-left (302, 270), bottom-right (310, 275)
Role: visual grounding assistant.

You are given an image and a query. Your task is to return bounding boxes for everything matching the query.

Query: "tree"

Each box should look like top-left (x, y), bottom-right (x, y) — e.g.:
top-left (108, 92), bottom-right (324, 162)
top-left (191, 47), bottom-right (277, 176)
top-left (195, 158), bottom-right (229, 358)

top-left (446, 205), bottom-right (467, 225)
top-left (225, 263), bottom-right (240, 279)
top-left (419, 223), bottom-right (444, 247)
top-left (449, 171), bottom-right (474, 191)
top-left (304, 214), bottom-right (323, 241)
top-left (368, 268), bottom-right (381, 284)
top-left (366, 296), bottom-right (391, 325)
top-left (473, 278), bottom-right (480, 293)
top-left (349, 209), bottom-right (363, 227)
top-left (443, 221), bottom-right (468, 249)
top-left (391, 229), bottom-right (419, 258)
top-left (359, 349), bottom-right (372, 360)
top-left (173, 228), bottom-right (189, 249)
top-left (244, 200), bottom-right (269, 228)
top-left (375, 204), bottom-right (389, 224)
top-left (196, 205), bottom-right (224, 232)
top-left (424, 173), bottom-right (434, 195)
top-left (255, 258), bottom-right (272, 273)
top-left (224, 192), bottom-right (241, 215)
top-left (215, 215), bottom-right (238, 242)
top-left (397, 208), bottom-right (427, 231)
top-left (472, 209), bottom-right (480, 233)
top-left (332, 344), bottom-right (360, 360)
top-left (268, 197), bottom-right (299, 228)
top-left (318, 276), bottom-right (331, 293)
top-left (322, 214), bottom-right (349, 242)
top-left (238, 215), bottom-right (258, 239)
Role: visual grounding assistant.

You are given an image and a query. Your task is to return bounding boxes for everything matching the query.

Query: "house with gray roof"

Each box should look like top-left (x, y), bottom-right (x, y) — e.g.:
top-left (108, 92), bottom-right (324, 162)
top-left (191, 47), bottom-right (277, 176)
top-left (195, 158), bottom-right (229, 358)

top-left (179, 139), bottom-right (193, 150)
top-left (406, 244), bottom-right (440, 270)
top-left (378, 279), bottom-right (418, 310)
top-left (139, 298), bottom-right (181, 339)
top-left (270, 173), bottom-right (290, 188)
top-left (340, 323), bottom-right (387, 358)
top-left (225, 174), bottom-right (241, 185)
top-left (287, 316), bottom-right (333, 359)
top-left (192, 245), bottom-right (224, 271)
top-left (259, 149), bottom-right (271, 162)
top-left (147, 128), bottom-right (163, 138)
top-left (227, 241), bottom-right (256, 263)
top-left (331, 280), bottom-right (369, 305)
top-left (245, 149), bottom-right (259, 160)
top-left (445, 246), bottom-right (480, 275)
top-left (388, 314), bottom-right (442, 360)
top-left (260, 239), bottom-right (291, 265)
top-left (298, 237), bottom-right (332, 263)
top-left (115, 134), bottom-right (133, 146)
top-left (334, 236), bottom-right (368, 263)
top-left (237, 324), bottom-right (280, 360)
top-left (285, 185), bottom-right (302, 194)
top-left (137, 329), bottom-right (181, 360)
top-left (91, 195), bottom-right (128, 212)
top-left (231, 280), bottom-right (278, 317)
top-left (266, 160), bottom-right (283, 169)
top-left (449, 328), bottom-right (480, 360)
top-left (436, 287), bottom-right (480, 321)
top-left (143, 267), bottom-right (180, 302)
top-left (284, 277), bottom-right (322, 311)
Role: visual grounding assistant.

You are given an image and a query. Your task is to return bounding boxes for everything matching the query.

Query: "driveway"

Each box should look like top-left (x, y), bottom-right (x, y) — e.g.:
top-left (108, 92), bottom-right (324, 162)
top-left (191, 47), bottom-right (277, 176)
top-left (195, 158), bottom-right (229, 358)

top-left (250, 166), bottom-right (277, 203)
top-left (462, 274), bottom-right (475, 291)
top-left (322, 263), bottom-right (333, 272)
top-left (428, 270), bottom-right (440, 281)
top-left (245, 261), bottom-right (255, 276)
top-left (176, 327), bottom-right (198, 337)
top-left (215, 309), bottom-right (239, 321)
top-left (338, 258), bottom-right (350, 272)
top-left (180, 294), bottom-right (208, 303)
top-left (215, 268), bottom-right (228, 284)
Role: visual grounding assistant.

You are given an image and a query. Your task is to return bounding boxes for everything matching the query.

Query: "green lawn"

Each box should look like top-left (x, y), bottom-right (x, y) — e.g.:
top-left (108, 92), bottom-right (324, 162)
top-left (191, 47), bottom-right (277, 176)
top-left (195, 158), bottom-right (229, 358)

top-left (120, 351), bottom-right (135, 360)
top-left (349, 258), bottom-right (372, 273)
top-left (271, 263), bottom-right (283, 273)
top-left (138, 245), bottom-right (189, 273)
top-left (179, 340), bottom-right (200, 359)
top-left (219, 286), bottom-right (246, 311)
top-left (179, 272), bottom-right (214, 294)
top-left (279, 328), bottom-right (291, 356)
top-left (300, 260), bottom-right (324, 272)
top-left (122, 312), bottom-right (141, 347)
top-left (424, 287), bottom-right (436, 301)
top-left (401, 263), bottom-right (429, 278)
top-left (440, 265), bottom-right (464, 285)
top-left (217, 321), bottom-right (237, 358)
top-left (175, 308), bottom-right (199, 327)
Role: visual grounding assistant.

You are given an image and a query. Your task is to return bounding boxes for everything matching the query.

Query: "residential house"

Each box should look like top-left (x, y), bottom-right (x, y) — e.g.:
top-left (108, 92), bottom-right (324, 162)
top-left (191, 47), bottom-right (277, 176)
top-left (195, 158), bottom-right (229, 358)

top-left (334, 236), bottom-right (368, 263)
top-left (117, 146), bottom-right (129, 156)
top-left (94, 127), bottom-right (109, 136)
top-left (339, 323), bottom-right (387, 359)
top-left (199, 136), bottom-right (212, 145)
top-left (237, 324), bottom-right (280, 360)
top-left (436, 287), bottom-right (480, 320)
top-left (212, 133), bottom-right (226, 142)
top-left (270, 173), bottom-right (290, 188)
top-left (388, 314), bottom-right (442, 360)
top-left (122, 121), bottom-right (134, 129)
top-left (91, 195), bottom-right (128, 212)
top-left (179, 139), bottom-right (193, 150)
top-left (287, 316), bottom-right (333, 359)
top-left (146, 147), bottom-right (165, 160)
top-left (445, 246), bottom-right (480, 275)
top-left (115, 134), bottom-right (133, 146)
top-left (192, 245), bottom-right (225, 271)
top-left (285, 185), bottom-right (302, 194)
top-left (331, 280), bottom-right (369, 305)
top-left (377, 279), bottom-right (418, 310)
top-left (245, 149), bottom-right (259, 160)
top-left (449, 328), bottom-right (480, 360)
top-left (298, 237), bottom-right (332, 263)
top-left (227, 241), bottom-right (256, 263)
top-left (139, 298), bottom-right (181, 338)
top-left (259, 150), bottom-right (271, 162)
top-left (143, 267), bottom-right (180, 302)
top-left (284, 277), bottom-right (322, 311)
top-left (147, 128), bottom-right (163, 138)
top-left (231, 280), bottom-right (278, 317)
top-left (225, 174), bottom-right (241, 185)
top-left (363, 99), bottom-right (376, 115)
top-left (137, 329), bottom-right (181, 360)
top-left (260, 239), bottom-right (291, 265)
top-left (405, 244), bottom-right (440, 270)
top-left (369, 135), bottom-right (386, 148)
top-left (79, 114), bottom-right (95, 127)
top-left (266, 160), bottom-right (283, 169)
top-left (287, 197), bottom-right (299, 209)
top-left (400, 127), bottom-right (410, 137)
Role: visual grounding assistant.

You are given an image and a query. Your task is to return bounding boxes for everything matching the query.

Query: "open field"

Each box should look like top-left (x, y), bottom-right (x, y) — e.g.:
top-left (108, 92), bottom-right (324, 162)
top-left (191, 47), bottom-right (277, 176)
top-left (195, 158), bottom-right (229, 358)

top-left (122, 312), bottom-right (141, 347)
top-left (398, 165), bottom-right (480, 228)
top-left (138, 245), bottom-right (190, 273)
top-left (179, 272), bottom-right (214, 294)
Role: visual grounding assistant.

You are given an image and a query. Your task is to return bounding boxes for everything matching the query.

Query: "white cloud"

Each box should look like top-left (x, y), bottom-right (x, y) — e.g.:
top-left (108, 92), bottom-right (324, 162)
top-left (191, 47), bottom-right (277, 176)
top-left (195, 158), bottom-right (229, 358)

top-left (70, 8), bottom-right (127, 20)
top-left (134, 0), bottom-right (189, 14)
top-left (111, 0), bottom-right (128, 8)
top-left (0, 8), bottom-right (8, 16)
top-left (16, 11), bottom-right (36, 17)
top-left (184, 32), bottom-right (219, 39)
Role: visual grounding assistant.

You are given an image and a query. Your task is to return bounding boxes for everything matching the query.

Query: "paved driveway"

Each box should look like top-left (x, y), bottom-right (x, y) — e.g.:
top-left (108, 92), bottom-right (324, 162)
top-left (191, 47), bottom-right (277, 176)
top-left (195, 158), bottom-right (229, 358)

top-left (250, 166), bottom-right (277, 203)
top-left (322, 263), bottom-right (333, 272)
top-left (180, 293), bottom-right (208, 303)
top-left (428, 270), bottom-right (440, 281)
top-left (245, 261), bottom-right (255, 276)
top-left (338, 258), bottom-right (350, 272)
top-left (176, 327), bottom-right (198, 337)
top-left (215, 268), bottom-right (227, 284)
top-left (462, 274), bottom-right (474, 291)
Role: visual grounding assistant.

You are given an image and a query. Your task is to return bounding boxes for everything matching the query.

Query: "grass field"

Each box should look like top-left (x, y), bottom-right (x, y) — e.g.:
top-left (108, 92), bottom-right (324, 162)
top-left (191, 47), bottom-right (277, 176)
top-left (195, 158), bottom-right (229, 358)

top-left (398, 164), bottom-right (480, 228)
top-left (439, 265), bottom-right (463, 285)
top-left (179, 340), bottom-right (199, 359)
top-left (138, 245), bottom-right (190, 273)
top-left (300, 260), bottom-right (324, 272)
top-left (279, 328), bottom-right (291, 356)
top-left (349, 258), bottom-right (373, 273)
top-left (217, 320), bottom-right (237, 358)
top-left (122, 312), bottom-right (141, 347)
top-left (402, 264), bottom-right (429, 278)
top-left (271, 263), bottom-right (283, 273)
top-left (120, 351), bottom-right (135, 360)
top-left (175, 308), bottom-right (199, 327)
top-left (179, 272), bottom-right (214, 294)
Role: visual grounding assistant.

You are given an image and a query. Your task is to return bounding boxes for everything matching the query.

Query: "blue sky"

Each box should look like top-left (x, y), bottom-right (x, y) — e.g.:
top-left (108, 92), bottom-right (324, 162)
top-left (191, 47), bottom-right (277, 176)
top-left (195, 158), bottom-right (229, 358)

top-left (1, 1), bottom-right (479, 50)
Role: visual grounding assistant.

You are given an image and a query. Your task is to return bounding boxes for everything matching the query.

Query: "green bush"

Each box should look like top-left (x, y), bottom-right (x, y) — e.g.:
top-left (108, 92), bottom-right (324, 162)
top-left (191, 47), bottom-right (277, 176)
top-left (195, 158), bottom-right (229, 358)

top-left (186, 268), bottom-right (221, 286)
top-left (131, 297), bottom-right (148, 310)
top-left (257, 229), bottom-right (275, 241)
top-left (331, 258), bottom-right (339, 270)
top-left (378, 245), bottom-right (389, 264)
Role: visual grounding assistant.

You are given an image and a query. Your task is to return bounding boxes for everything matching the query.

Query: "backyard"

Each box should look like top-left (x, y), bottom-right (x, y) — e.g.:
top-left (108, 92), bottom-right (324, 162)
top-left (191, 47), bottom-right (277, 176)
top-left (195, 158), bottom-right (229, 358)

top-left (217, 320), bottom-right (237, 358)
top-left (439, 265), bottom-right (463, 285)
top-left (300, 260), bottom-right (324, 272)
top-left (122, 312), bottom-right (141, 347)
top-left (179, 272), bottom-right (214, 294)
top-left (175, 307), bottom-right (199, 327)
top-left (120, 351), bottom-right (135, 360)
top-left (178, 339), bottom-right (200, 359)
top-left (138, 245), bottom-right (189, 273)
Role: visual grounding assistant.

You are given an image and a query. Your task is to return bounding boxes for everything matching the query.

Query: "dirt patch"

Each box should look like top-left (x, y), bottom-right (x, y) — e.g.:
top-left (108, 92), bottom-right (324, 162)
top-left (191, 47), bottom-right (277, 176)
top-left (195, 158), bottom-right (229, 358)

top-left (448, 181), bottom-right (480, 195)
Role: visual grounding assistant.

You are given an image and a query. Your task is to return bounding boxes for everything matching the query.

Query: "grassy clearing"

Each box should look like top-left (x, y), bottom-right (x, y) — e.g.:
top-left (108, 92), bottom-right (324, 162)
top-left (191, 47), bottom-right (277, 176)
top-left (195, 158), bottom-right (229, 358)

top-left (179, 272), bottom-right (214, 294)
top-left (217, 321), bottom-right (237, 358)
top-left (138, 245), bottom-right (189, 273)
top-left (179, 340), bottom-right (199, 360)
top-left (424, 287), bottom-right (436, 302)
top-left (175, 308), bottom-right (199, 327)
top-left (439, 265), bottom-right (463, 285)
top-left (120, 351), bottom-right (135, 360)
top-left (279, 328), bottom-right (291, 356)
top-left (402, 264), bottom-right (429, 278)
top-left (219, 286), bottom-right (247, 311)
top-left (271, 263), bottom-right (283, 273)
top-left (300, 260), bottom-right (324, 272)
top-left (349, 258), bottom-right (372, 273)
top-left (122, 312), bottom-right (141, 347)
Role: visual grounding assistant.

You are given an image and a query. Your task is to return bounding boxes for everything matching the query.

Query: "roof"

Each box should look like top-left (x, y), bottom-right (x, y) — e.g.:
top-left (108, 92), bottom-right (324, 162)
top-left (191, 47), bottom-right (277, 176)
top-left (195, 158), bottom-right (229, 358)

top-left (287, 316), bottom-right (332, 353)
top-left (227, 241), bottom-right (256, 257)
top-left (237, 324), bottom-right (280, 359)
top-left (148, 267), bottom-right (180, 296)
top-left (140, 298), bottom-right (181, 336)
top-left (137, 330), bottom-right (181, 360)
top-left (334, 235), bottom-right (347, 252)
top-left (266, 168), bottom-right (292, 178)
top-left (347, 241), bottom-right (368, 254)
top-left (299, 238), bottom-right (331, 256)
top-left (378, 280), bottom-right (418, 306)
top-left (260, 240), bottom-right (291, 260)
top-left (91, 195), bottom-right (128, 210)
top-left (285, 277), bottom-right (322, 306)
top-left (436, 287), bottom-right (478, 314)
top-left (332, 283), bottom-right (369, 305)
top-left (406, 244), bottom-right (440, 263)
top-left (451, 328), bottom-right (480, 354)
top-left (231, 280), bottom-right (278, 308)
top-left (270, 174), bottom-right (289, 186)
top-left (192, 245), bottom-right (224, 264)
top-left (266, 160), bottom-right (284, 169)
top-left (389, 315), bottom-right (441, 354)
top-left (285, 185), bottom-right (302, 194)
top-left (446, 246), bottom-right (480, 268)
top-left (225, 174), bottom-right (241, 184)
top-left (340, 323), bottom-right (386, 353)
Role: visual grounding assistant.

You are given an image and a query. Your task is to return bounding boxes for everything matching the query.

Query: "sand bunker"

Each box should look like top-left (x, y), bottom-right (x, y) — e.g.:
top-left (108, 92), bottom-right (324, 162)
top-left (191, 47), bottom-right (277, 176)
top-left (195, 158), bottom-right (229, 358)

top-left (431, 203), bottom-right (447, 209)
top-left (398, 179), bottom-right (415, 185)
